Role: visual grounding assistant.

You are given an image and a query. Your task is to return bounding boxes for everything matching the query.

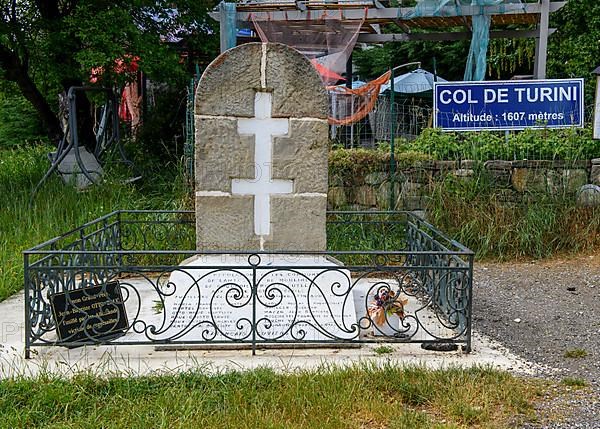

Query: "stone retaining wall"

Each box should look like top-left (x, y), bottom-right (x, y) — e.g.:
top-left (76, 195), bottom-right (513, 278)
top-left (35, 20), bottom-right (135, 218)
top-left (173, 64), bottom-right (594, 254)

top-left (328, 158), bottom-right (600, 210)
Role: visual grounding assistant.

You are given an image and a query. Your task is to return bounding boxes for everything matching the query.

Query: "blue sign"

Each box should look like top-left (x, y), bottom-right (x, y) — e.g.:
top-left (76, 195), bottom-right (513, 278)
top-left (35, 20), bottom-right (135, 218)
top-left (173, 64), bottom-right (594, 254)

top-left (237, 28), bottom-right (254, 37)
top-left (433, 79), bottom-right (584, 131)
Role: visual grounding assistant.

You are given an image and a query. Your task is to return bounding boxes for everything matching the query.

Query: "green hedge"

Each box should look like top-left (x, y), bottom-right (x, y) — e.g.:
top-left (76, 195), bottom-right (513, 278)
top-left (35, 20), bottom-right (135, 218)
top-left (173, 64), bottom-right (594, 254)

top-left (329, 126), bottom-right (600, 185)
top-left (397, 127), bottom-right (600, 161)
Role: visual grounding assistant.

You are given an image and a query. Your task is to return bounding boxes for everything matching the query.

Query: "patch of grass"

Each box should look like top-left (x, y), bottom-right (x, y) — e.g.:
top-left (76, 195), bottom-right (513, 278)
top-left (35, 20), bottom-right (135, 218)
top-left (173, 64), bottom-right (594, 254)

top-left (373, 345), bottom-right (394, 355)
top-left (0, 145), bottom-right (189, 302)
top-left (560, 377), bottom-right (588, 388)
top-left (427, 174), bottom-right (600, 260)
top-left (563, 348), bottom-right (589, 359)
top-left (0, 365), bottom-right (542, 428)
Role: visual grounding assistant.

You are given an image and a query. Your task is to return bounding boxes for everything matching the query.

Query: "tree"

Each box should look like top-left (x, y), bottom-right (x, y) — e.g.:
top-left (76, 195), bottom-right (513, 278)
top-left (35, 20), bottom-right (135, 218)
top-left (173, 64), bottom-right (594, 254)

top-left (354, 39), bottom-right (470, 82)
top-left (547, 0), bottom-right (600, 106)
top-left (0, 1), bottom-right (218, 148)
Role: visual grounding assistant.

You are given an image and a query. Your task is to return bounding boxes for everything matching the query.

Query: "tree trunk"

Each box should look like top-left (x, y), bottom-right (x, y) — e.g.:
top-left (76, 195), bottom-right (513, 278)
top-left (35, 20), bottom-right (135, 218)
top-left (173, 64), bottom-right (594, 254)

top-left (0, 44), bottom-right (63, 145)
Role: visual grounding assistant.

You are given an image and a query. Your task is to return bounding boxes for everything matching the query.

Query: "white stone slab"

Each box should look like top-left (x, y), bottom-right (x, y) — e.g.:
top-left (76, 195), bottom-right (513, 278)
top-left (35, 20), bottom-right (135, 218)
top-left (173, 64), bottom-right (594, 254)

top-left (156, 255), bottom-right (358, 342)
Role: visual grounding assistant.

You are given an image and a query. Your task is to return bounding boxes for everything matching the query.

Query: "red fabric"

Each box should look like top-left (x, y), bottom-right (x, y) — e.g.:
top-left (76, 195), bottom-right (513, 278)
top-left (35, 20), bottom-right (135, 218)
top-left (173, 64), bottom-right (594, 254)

top-left (89, 55), bottom-right (140, 83)
top-left (311, 60), bottom-right (345, 82)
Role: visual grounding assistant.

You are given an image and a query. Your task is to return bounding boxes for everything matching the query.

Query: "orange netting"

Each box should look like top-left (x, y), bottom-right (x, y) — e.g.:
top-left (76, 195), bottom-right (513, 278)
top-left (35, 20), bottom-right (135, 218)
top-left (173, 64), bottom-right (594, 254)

top-left (252, 12), bottom-right (389, 125)
top-left (327, 71), bottom-right (391, 125)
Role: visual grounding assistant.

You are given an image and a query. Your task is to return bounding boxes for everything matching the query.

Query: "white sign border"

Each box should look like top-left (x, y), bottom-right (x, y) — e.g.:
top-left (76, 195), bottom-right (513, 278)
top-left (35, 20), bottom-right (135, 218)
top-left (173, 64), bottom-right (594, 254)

top-left (433, 78), bottom-right (585, 132)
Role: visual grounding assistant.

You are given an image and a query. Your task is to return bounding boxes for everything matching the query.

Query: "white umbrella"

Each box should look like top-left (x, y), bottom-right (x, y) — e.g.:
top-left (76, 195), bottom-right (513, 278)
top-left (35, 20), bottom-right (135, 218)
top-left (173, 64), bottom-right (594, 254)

top-left (379, 68), bottom-right (447, 94)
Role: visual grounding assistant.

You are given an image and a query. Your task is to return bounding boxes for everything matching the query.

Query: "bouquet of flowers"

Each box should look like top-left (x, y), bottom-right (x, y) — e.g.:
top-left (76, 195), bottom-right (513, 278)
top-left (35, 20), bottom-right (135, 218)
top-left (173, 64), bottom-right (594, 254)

top-left (367, 289), bottom-right (408, 326)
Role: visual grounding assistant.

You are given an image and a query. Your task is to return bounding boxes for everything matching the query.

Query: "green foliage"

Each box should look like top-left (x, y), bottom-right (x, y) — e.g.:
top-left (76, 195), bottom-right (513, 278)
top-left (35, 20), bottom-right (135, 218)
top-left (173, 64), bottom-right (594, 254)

top-left (487, 38), bottom-right (536, 80)
top-left (402, 127), bottom-right (600, 161)
top-left (329, 126), bottom-right (600, 187)
top-left (136, 87), bottom-right (188, 158)
top-left (329, 146), bottom-right (434, 186)
top-left (0, 365), bottom-right (540, 428)
top-left (328, 147), bottom-right (390, 184)
top-left (354, 37), bottom-right (470, 81)
top-left (355, 0), bottom-right (600, 90)
top-left (426, 175), bottom-right (600, 260)
top-left (373, 345), bottom-right (395, 355)
top-left (564, 348), bottom-right (589, 359)
top-left (0, 145), bottom-right (190, 301)
top-left (560, 377), bottom-right (588, 388)
top-left (0, 1), bottom-right (218, 145)
top-left (548, 0), bottom-right (600, 106)
top-left (0, 94), bottom-right (47, 147)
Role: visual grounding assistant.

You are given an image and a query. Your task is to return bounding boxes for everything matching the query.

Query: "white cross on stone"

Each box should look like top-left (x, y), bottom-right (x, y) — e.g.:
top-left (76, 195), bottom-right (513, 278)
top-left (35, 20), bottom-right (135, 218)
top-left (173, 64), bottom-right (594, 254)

top-left (232, 92), bottom-right (293, 237)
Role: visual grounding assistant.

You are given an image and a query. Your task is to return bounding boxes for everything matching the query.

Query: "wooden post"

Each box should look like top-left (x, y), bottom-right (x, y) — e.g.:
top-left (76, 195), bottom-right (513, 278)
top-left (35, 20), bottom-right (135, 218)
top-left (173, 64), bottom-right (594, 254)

top-left (593, 67), bottom-right (600, 140)
top-left (219, 2), bottom-right (237, 53)
top-left (534, 0), bottom-right (550, 79)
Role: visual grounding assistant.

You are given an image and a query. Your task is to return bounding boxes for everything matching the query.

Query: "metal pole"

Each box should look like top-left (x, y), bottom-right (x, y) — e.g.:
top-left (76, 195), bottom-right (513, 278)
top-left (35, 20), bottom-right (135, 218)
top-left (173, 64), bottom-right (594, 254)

top-left (389, 66), bottom-right (396, 210)
top-left (346, 54), bottom-right (354, 147)
top-left (387, 61), bottom-right (420, 209)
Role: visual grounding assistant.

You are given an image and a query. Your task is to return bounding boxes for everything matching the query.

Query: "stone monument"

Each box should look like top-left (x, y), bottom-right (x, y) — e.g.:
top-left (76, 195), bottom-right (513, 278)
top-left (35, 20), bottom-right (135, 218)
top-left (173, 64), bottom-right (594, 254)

top-left (159, 43), bottom-right (358, 344)
top-left (195, 42), bottom-right (329, 251)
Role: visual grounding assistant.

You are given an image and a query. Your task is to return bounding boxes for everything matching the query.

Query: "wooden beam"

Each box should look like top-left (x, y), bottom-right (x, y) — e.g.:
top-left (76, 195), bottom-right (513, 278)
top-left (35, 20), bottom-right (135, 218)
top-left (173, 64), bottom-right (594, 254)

top-left (219, 2), bottom-right (237, 53)
top-left (357, 29), bottom-right (556, 43)
top-left (211, 2), bottom-right (567, 23)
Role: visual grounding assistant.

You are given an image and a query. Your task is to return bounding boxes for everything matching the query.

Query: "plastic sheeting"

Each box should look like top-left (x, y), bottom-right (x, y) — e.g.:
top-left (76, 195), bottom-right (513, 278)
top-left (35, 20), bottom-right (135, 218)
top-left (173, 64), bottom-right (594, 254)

top-left (252, 12), bottom-right (364, 85)
top-left (253, 12), bottom-right (377, 125)
top-left (408, 0), bottom-right (523, 81)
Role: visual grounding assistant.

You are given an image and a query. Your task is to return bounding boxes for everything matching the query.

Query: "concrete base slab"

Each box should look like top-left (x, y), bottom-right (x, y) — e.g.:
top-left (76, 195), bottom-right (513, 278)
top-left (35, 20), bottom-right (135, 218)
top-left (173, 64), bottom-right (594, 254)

top-left (1, 285), bottom-right (553, 379)
top-left (50, 147), bottom-right (103, 190)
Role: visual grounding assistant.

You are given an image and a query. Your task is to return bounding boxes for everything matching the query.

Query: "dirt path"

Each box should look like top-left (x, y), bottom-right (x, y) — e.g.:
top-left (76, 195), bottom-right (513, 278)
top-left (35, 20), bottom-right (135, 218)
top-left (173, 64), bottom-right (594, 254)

top-left (473, 254), bottom-right (600, 428)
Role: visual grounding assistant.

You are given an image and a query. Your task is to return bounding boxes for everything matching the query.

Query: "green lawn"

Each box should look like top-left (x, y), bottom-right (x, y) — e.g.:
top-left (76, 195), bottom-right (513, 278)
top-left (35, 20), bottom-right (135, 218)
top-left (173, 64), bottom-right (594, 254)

top-left (0, 365), bottom-right (542, 429)
top-left (0, 145), bottom-right (188, 301)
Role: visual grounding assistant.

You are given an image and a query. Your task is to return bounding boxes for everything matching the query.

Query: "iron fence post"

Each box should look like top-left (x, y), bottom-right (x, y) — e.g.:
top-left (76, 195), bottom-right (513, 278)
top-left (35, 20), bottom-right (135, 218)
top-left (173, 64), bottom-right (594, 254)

top-left (465, 253), bottom-right (474, 353)
top-left (24, 253), bottom-right (31, 359)
top-left (116, 211), bottom-right (123, 268)
top-left (252, 256), bottom-right (257, 356)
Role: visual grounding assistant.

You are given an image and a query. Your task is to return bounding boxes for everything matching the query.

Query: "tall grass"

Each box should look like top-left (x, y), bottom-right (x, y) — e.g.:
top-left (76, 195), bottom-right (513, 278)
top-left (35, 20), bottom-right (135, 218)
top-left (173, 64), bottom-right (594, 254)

top-left (0, 364), bottom-right (541, 428)
top-left (427, 174), bottom-right (600, 260)
top-left (0, 145), bottom-right (189, 301)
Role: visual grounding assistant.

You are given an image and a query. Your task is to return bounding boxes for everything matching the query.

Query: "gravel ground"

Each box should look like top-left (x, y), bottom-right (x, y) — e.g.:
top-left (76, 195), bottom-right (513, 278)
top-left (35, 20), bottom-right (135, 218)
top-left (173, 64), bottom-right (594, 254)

top-left (473, 253), bottom-right (600, 428)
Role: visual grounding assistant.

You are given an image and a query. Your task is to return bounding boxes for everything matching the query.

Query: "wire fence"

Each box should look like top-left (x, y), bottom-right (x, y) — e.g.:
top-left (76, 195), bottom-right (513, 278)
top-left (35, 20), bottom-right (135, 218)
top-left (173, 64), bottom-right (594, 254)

top-left (330, 101), bottom-right (599, 165)
top-left (331, 96), bottom-right (434, 148)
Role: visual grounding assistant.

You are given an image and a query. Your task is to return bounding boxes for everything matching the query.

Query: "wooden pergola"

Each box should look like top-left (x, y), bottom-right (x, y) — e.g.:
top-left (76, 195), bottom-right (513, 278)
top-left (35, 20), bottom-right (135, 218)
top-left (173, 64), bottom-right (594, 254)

top-left (211, 0), bottom-right (566, 79)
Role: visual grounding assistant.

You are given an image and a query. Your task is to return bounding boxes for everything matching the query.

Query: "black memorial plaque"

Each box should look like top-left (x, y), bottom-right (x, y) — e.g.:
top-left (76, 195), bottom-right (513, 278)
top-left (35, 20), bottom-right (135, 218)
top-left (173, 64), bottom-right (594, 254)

top-left (50, 282), bottom-right (128, 344)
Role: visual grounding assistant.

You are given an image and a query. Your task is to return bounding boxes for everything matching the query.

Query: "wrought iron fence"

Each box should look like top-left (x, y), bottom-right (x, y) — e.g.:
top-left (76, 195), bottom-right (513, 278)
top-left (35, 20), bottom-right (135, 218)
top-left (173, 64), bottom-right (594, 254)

top-left (24, 210), bottom-right (473, 358)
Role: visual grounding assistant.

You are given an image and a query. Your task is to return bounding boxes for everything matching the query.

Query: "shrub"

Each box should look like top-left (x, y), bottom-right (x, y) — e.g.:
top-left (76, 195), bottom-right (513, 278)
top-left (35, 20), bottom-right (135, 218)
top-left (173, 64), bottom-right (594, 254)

top-left (426, 174), bottom-right (600, 260)
top-left (0, 95), bottom-right (47, 147)
top-left (399, 127), bottom-right (600, 161)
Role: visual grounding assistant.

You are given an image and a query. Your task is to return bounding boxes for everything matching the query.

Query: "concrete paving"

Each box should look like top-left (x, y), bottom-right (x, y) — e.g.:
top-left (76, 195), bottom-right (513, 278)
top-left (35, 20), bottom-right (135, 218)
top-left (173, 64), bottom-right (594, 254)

top-left (0, 288), bottom-right (551, 379)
